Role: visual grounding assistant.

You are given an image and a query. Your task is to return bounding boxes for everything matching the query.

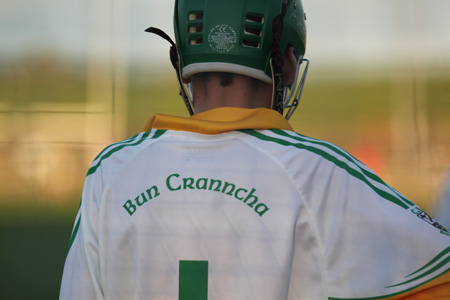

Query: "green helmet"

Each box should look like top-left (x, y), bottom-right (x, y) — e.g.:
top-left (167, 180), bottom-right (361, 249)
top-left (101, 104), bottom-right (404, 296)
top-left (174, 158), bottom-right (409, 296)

top-left (174, 0), bottom-right (306, 84)
top-left (147, 0), bottom-right (309, 119)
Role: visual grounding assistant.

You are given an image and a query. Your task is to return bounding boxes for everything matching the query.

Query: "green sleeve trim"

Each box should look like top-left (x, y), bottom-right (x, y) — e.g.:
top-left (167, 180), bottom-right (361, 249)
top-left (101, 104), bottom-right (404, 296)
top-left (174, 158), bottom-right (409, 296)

top-left (87, 129), bottom-right (166, 177)
top-left (67, 214), bottom-right (81, 256)
top-left (386, 246), bottom-right (450, 288)
top-left (270, 129), bottom-right (413, 206)
top-left (240, 129), bottom-right (411, 210)
top-left (328, 265), bottom-right (450, 299)
top-left (407, 246), bottom-right (450, 277)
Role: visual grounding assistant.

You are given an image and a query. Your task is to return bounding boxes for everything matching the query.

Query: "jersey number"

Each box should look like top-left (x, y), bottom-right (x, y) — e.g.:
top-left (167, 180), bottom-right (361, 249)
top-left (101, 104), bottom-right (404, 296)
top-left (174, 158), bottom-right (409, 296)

top-left (179, 260), bottom-right (208, 300)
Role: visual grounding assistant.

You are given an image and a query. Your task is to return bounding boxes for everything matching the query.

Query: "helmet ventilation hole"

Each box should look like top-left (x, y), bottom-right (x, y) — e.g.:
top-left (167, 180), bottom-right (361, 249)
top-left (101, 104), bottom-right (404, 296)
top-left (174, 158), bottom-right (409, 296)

top-left (246, 15), bottom-right (264, 24)
top-left (187, 11), bottom-right (204, 46)
top-left (244, 27), bottom-right (262, 36)
top-left (243, 13), bottom-right (264, 48)
top-left (189, 37), bottom-right (203, 45)
top-left (189, 25), bottom-right (203, 33)
top-left (188, 12), bottom-right (204, 20)
top-left (243, 40), bottom-right (260, 48)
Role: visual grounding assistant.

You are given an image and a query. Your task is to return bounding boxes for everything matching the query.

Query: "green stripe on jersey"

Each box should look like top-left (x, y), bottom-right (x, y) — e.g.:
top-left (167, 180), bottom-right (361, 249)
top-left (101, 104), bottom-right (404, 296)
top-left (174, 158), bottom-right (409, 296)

top-left (329, 249), bottom-right (450, 299)
top-left (91, 133), bottom-right (142, 162)
top-left (329, 263), bottom-right (450, 300)
top-left (270, 129), bottom-right (413, 207)
top-left (87, 129), bottom-right (166, 176)
top-left (406, 246), bottom-right (450, 277)
top-left (66, 200), bottom-right (82, 255)
top-left (386, 246), bottom-right (450, 288)
top-left (239, 129), bottom-right (412, 210)
top-left (67, 214), bottom-right (81, 255)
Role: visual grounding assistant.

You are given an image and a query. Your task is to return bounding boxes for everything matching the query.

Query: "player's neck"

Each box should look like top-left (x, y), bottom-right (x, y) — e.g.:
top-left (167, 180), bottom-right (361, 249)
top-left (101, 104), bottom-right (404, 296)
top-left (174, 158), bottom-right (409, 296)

top-left (191, 75), bottom-right (272, 114)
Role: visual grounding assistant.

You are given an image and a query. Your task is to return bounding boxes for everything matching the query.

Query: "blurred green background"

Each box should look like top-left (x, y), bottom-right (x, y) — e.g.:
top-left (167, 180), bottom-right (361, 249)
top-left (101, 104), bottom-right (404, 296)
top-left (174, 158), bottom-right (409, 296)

top-left (1, 0), bottom-right (450, 299)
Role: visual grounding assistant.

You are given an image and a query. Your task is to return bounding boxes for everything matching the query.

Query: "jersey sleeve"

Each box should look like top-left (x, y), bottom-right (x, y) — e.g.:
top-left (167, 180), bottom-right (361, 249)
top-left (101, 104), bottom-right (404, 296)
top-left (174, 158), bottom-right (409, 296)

top-left (303, 144), bottom-right (450, 299)
top-left (238, 129), bottom-right (450, 299)
top-left (59, 167), bottom-right (104, 300)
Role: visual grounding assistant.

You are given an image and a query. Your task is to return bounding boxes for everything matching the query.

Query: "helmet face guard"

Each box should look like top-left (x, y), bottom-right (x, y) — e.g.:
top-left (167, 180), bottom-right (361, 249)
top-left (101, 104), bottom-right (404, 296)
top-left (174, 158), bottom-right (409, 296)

top-left (148, 0), bottom-right (308, 119)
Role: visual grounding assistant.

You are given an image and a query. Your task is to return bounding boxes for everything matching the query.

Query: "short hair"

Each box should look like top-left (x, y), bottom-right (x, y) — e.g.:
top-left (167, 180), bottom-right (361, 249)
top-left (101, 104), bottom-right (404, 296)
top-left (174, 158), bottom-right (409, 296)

top-left (194, 72), bottom-right (236, 87)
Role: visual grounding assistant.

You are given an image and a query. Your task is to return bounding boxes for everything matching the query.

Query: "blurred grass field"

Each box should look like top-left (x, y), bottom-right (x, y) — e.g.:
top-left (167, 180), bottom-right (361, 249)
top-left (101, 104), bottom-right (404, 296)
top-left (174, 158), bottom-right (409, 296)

top-left (0, 57), bottom-right (449, 299)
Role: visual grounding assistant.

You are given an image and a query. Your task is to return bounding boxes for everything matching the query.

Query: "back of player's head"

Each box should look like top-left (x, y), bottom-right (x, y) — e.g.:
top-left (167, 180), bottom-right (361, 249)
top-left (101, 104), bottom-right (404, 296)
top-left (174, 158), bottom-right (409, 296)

top-left (147, 0), bottom-right (309, 119)
top-left (174, 0), bottom-right (306, 85)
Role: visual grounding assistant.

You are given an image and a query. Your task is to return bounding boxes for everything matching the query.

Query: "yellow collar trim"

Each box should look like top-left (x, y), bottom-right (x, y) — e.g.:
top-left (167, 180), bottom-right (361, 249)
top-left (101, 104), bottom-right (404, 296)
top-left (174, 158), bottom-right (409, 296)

top-left (142, 107), bottom-right (293, 134)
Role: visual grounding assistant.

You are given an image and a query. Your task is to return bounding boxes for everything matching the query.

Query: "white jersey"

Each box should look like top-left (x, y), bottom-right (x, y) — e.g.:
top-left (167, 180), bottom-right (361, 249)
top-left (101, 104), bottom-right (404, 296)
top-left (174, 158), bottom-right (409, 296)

top-left (60, 107), bottom-right (450, 300)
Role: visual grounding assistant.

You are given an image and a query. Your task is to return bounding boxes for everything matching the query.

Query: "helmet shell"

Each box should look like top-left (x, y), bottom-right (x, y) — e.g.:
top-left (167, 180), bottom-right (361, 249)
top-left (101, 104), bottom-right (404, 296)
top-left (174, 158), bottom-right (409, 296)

top-left (174, 0), bottom-right (306, 83)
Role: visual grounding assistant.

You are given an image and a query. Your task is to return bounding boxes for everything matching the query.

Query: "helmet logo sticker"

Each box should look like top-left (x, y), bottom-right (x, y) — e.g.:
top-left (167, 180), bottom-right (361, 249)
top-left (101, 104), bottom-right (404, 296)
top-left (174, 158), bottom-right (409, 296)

top-left (208, 24), bottom-right (237, 53)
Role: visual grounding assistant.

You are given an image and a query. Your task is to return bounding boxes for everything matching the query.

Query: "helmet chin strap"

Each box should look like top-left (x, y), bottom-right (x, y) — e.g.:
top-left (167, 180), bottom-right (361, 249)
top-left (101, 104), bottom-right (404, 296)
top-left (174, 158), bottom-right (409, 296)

top-left (270, 2), bottom-right (288, 116)
top-left (145, 27), bottom-right (195, 116)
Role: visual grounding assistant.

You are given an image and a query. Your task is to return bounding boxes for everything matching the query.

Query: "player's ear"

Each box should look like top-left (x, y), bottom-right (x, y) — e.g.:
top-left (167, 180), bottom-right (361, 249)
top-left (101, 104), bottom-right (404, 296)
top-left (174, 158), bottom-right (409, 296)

top-left (282, 46), bottom-right (296, 86)
top-left (182, 76), bottom-right (191, 84)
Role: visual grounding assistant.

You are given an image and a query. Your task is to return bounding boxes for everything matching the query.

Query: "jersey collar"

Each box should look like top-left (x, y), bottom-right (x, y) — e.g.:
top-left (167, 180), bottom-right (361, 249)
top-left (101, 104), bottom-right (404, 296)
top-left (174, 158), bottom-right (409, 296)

top-left (142, 107), bottom-right (293, 134)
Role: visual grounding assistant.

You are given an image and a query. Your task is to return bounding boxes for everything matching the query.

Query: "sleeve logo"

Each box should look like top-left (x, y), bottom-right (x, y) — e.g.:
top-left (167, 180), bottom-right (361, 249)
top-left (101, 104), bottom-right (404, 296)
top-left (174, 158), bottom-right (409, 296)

top-left (411, 206), bottom-right (448, 232)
